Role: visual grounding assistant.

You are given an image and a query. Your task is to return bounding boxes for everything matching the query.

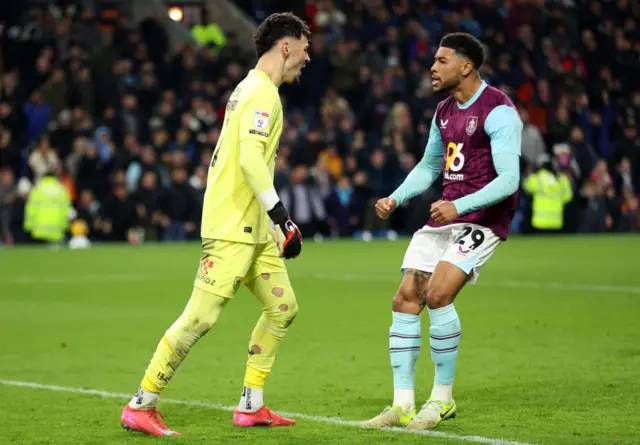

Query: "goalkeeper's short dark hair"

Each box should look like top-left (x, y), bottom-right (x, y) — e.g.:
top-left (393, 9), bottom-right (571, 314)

top-left (440, 32), bottom-right (485, 69)
top-left (253, 12), bottom-right (311, 58)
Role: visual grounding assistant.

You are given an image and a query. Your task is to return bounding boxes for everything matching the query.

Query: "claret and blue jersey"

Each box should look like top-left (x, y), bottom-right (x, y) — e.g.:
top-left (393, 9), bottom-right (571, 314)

top-left (391, 81), bottom-right (523, 240)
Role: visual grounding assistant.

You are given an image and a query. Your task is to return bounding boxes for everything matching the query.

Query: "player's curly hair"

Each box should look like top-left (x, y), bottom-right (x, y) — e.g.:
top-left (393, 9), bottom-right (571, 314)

top-left (440, 33), bottom-right (485, 69)
top-left (253, 12), bottom-right (311, 58)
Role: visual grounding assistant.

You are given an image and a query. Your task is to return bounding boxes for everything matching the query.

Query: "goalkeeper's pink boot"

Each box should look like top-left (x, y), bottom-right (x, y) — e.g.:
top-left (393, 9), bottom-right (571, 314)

top-left (233, 406), bottom-right (296, 427)
top-left (121, 405), bottom-right (181, 436)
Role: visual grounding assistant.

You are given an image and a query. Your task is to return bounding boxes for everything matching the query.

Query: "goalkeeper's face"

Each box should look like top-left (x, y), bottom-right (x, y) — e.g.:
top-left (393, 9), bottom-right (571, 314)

top-left (282, 36), bottom-right (310, 84)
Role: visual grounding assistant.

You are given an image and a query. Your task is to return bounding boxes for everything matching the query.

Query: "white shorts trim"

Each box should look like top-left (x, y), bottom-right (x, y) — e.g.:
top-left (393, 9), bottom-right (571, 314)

top-left (401, 223), bottom-right (501, 284)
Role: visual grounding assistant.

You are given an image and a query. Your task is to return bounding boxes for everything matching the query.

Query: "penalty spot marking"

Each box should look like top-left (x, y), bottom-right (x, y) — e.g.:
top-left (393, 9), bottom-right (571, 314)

top-left (0, 379), bottom-right (539, 445)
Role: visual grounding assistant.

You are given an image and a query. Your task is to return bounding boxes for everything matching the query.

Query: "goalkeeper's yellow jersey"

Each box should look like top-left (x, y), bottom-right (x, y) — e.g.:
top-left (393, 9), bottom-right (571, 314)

top-left (201, 69), bottom-right (283, 244)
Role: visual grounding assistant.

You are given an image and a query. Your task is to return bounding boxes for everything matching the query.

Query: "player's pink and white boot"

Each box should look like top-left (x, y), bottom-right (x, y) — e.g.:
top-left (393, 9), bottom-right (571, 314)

top-left (233, 406), bottom-right (296, 427)
top-left (121, 405), bottom-right (181, 436)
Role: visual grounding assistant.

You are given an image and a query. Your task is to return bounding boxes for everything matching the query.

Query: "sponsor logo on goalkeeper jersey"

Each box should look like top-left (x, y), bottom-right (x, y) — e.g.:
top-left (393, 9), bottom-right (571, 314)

top-left (201, 259), bottom-right (213, 274)
top-left (254, 110), bottom-right (270, 129)
top-left (196, 258), bottom-right (216, 286)
top-left (197, 273), bottom-right (216, 286)
top-left (249, 129), bottom-right (269, 137)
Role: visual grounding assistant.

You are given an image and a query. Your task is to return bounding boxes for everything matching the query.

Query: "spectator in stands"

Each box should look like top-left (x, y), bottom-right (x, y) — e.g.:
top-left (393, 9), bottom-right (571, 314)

top-left (614, 157), bottom-right (635, 197)
top-left (578, 178), bottom-right (613, 233)
top-left (130, 170), bottom-right (162, 241)
top-left (547, 105), bottom-right (572, 153)
top-left (74, 188), bottom-right (99, 241)
top-left (168, 127), bottom-right (197, 164)
top-left (97, 174), bottom-right (138, 242)
top-left (29, 135), bottom-right (61, 183)
top-left (384, 102), bottom-right (415, 157)
top-left (569, 126), bottom-right (598, 182)
top-left (363, 148), bottom-right (395, 234)
top-left (75, 139), bottom-right (107, 198)
top-left (156, 167), bottom-right (199, 242)
top-left (331, 40), bottom-right (360, 95)
top-left (614, 122), bottom-right (639, 190)
top-left (519, 105), bottom-right (546, 170)
top-left (318, 144), bottom-right (343, 182)
top-left (23, 90), bottom-right (53, 144)
top-left (291, 126), bottom-right (324, 167)
top-left (619, 191), bottom-right (640, 232)
top-left (40, 67), bottom-right (68, 115)
top-left (326, 175), bottom-right (361, 238)
top-left (127, 145), bottom-right (169, 191)
top-left (279, 165), bottom-right (326, 238)
top-left (49, 110), bottom-right (75, 160)
top-left (0, 168), bottom-right (16, 245)
top-left (314, 0), bottom-right (347, 41)
top-left (0, 124), bottom-right (20, 178)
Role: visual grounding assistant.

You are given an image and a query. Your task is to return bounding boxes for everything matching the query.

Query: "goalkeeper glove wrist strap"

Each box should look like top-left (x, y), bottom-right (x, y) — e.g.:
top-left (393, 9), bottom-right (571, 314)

top-left (267, 201), bottom-right (289, 226)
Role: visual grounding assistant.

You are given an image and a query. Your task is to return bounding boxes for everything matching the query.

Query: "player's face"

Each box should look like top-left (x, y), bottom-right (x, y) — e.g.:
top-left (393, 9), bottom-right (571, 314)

top-left (431, 47), bottom-right (467, 93)
top-left (282, 36), bottom-right (310, 84)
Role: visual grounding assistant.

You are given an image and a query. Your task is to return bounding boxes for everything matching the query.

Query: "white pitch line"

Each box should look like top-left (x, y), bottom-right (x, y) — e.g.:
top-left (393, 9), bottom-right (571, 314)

top-left (0, 379), bottom-right (538, 445)
top-left (3, 272), bottom-right (640, 294)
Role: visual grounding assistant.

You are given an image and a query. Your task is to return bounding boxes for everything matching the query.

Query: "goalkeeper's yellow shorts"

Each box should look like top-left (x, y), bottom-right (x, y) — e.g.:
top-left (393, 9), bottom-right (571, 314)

top-left (193, 238), bottom-right (287, 298)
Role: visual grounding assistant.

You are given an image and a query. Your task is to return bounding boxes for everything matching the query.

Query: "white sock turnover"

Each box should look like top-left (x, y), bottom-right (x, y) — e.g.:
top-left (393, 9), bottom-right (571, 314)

top-left (393, 388), bottom-right (415, 413)
top-left (430, 383), bottom-right (453, 402)
top-left (238, 386), bottom-right (263, 413)
top-left (128, 387), bottom-right (159, 409)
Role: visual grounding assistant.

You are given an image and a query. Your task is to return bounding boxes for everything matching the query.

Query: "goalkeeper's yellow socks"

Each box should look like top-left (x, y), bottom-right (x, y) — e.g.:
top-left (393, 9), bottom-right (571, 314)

top-left (238, 364), bottom-right (269, 412)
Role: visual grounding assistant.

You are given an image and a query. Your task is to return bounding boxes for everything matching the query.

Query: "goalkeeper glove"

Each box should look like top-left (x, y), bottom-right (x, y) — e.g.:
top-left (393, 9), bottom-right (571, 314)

top-left (267, 202), bottom-right (303, 259)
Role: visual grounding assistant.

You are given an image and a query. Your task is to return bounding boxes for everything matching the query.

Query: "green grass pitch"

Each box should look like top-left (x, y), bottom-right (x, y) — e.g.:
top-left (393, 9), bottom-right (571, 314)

top-left (1, 235), bottom-right (639, 445)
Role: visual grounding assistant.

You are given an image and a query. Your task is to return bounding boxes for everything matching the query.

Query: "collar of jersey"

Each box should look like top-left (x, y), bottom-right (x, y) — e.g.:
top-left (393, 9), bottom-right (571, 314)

top-left (456, 80), bottom-right (488, 110)
top-left (249, 69), bottom-right (277, 88)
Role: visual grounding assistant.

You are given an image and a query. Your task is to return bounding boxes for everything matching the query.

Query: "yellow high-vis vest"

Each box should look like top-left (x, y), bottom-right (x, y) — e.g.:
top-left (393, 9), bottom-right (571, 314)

top-left (24, 176), bottom-right (71, 242)
top-left (191, 23), bottom-right (226, 50)
top-left (523, 169), bottom-right (573, 230)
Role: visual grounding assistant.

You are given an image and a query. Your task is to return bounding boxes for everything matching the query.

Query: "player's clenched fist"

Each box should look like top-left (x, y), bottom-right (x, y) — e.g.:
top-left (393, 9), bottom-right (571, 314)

top-left (430, 200), bottom-right (458, 225)
top-left (375, 197), bottom-right (397, 220)
top-left (268, 202), bottom-right (303, 259)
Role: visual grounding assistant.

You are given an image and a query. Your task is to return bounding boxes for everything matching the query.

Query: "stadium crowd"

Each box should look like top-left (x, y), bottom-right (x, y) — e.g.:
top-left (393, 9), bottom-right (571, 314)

top-left (0, 0), bottom-right (639, 245)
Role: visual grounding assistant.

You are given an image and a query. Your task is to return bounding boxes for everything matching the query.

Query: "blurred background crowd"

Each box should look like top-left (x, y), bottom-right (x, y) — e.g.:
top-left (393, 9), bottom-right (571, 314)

top-left (0, 0), bottom-right (639, 246)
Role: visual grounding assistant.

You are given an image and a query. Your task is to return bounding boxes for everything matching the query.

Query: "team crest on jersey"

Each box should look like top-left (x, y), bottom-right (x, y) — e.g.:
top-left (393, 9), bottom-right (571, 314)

top-left (465, 116), bottom-right (478, 136)
top-left (254, 111), bottom-right (270, 129)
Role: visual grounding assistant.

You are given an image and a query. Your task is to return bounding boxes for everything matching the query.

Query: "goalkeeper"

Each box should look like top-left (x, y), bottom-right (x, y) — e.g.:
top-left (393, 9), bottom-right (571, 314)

top-left (120, 12), bottom-right (310, 436)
